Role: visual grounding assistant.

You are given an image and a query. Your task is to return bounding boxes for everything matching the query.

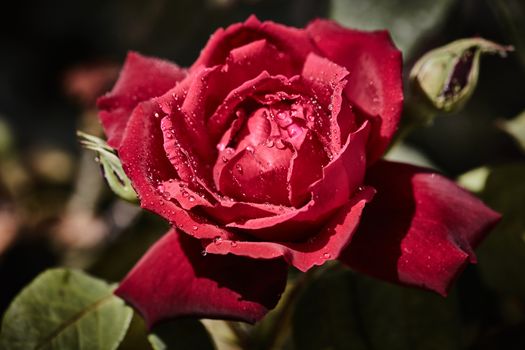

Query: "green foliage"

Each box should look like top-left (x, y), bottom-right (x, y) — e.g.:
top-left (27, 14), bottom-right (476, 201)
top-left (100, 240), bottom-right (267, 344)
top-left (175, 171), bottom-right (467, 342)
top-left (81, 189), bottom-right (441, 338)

top-left (475, 164), bottom-right (525, 297)
top-left (292, 268), bottom-right (461, 350)
top-left (487, 0), bottom-right (525, 70)
top-left (0, 269), bottom-right (133, 350)
top-left (330, 0), bottom-right (455, 57)
top-left (78, 131), bottom-right (137, 203)
top-left (148, 319), bottom-right (215, 350)
top-left (499, 110), bottom-right (525, 153)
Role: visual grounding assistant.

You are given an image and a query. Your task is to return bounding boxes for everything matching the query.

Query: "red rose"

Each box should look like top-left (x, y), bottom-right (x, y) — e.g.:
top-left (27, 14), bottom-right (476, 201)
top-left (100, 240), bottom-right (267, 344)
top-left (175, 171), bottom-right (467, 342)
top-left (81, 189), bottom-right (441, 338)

top-left (97, 16), bottom-right (500, 326)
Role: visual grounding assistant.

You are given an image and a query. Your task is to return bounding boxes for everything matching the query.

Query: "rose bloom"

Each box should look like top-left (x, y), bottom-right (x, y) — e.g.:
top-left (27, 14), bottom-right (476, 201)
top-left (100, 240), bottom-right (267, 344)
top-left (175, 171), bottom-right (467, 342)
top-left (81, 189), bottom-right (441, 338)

top-left (97, 16), bottom-right (500, 325)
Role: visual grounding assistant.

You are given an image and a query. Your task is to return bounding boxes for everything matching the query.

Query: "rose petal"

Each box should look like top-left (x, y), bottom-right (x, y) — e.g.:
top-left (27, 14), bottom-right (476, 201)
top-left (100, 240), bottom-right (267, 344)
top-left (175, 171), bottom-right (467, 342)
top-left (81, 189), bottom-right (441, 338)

top-left (301, 53), bottom-right (359, 154)
top-left (212, 103), bottom-right (270, 187)
top-left (307, 20), bottom-right (403, 163)
top-left (116, 228), bottom-right (288, 326)
top-left (287, 129), bottom-right (330, 206)
top-left (191, 15), bottom-right (316, 72)
top-left (218, 143), bottom-right (294, 206)
top-left (206, 72), bottom-right (293, 144)
top-left (97, 52), bottom-right (186, 148)
top-left (202, 200), bottom-right (294, 225)
top-left (205, 187), bottom-right (374, 272)
top-left (225, 38), bottom-right (294, 81)
top-left (119, 100), bottom-right (234, 240)
top-left (339, 161), bottom-right (501, 296)
top-left (158, 179), bottom-right (212, 210)
top-left (226, 121), bottom-right (370, 242)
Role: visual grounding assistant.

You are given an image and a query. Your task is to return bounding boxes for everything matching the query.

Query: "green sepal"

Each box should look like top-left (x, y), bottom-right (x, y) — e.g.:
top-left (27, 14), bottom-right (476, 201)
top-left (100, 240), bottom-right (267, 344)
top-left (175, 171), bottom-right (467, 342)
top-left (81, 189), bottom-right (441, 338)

top-left (78, 131), bottom-right (137, 203)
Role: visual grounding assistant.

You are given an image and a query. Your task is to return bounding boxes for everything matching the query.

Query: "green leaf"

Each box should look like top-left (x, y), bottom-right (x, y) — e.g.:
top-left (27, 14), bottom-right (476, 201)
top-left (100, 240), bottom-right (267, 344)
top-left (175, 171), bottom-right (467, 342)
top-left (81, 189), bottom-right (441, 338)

top-left (148, 319), bottom-right (215, 350)
top-left (330, 0), bottom-right (455, 57)
top-left (498, 109), bottom-right (525, 153)
top-left (476, 163), bottom-right (525, 297)
top-left (77, 131), bottom-right (137, 202)
top-left (0, 268), bottom-right (133, 350)
top-left (292, 268), bottom-right (461, 350)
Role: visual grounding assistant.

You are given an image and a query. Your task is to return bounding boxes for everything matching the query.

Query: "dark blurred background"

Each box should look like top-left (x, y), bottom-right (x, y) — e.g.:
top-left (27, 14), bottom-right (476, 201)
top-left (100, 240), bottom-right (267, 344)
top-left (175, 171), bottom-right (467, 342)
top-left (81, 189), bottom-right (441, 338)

top-left (0, 0), bottom-right (524, 349)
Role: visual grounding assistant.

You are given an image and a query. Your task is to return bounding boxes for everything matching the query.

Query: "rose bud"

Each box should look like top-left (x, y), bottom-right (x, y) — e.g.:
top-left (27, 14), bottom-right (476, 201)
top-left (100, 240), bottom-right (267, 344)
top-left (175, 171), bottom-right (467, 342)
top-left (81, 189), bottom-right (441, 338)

top-left (97, 16), bottom-right (500, 326)
top-left (409, 38), bottom-right (511, 120)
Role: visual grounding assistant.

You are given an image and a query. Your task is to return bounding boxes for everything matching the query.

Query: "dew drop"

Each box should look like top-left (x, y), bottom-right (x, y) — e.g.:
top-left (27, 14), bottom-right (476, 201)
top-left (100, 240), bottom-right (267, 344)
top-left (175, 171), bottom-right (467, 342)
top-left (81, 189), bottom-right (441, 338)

top-left (323, 252), bottom-right (331, 259)
top-left (266, 139), bottom-right (274, 148)
top-left (192, 225), bottom-right (198, 230)
top-left (222, 156), bottom-right (229, 163)
top-left (230, 241), bottom-right (238, 247)
top-left (201, 250), bottom-right (208, 256)
top-left (154, 112), bottom-right (160, 118)
top-left (189, 196), bottom-right (195, 202)
top-left (235, 164), bottom-right (244, 174)
top-left (213, 236), bottom-right (223, 245)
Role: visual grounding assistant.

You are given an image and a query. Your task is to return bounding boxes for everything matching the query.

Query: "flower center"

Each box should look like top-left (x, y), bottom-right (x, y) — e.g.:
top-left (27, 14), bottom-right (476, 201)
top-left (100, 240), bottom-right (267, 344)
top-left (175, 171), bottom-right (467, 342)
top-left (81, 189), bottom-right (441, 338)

top-left (213, 91), bottom-right (330, 206)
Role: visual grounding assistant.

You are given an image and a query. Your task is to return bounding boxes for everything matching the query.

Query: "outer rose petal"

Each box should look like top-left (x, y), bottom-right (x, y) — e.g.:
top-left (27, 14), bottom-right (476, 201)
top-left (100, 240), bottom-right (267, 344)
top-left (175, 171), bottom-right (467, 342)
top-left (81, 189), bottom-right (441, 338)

top-left (339, 161), bottom-right (501, 296)
top-left (116, 228), bottom-right (288, 326)
top-left (306, 20), bottom-right (403, 163)
top-left (119, 100), bottom-right (235, 241)
top-left (191, 15), bottom-right (316, 72)
top-left (205, 187), bottom-right (375, 272)
top-left (97, 52), bottom-right (186, 148)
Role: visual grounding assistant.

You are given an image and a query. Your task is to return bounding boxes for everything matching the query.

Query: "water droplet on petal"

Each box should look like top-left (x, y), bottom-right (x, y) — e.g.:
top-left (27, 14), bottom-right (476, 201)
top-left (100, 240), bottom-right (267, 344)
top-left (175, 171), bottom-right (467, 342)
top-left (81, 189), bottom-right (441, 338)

top-left (201, 250), bottom-right (208, 256)
top-left (214, 236), bottom-right (223, 245)
top-left (192, 225), bottom-right (198, 230)
top-left (230, 241), bottom-right (238, 247)
top-left (236, 164), bottom-right (243, 174)
top-left (189, 196), bottom-right (195, 202)
top-left (266, 139), bottom-right (274, 148)
top-left (323, 252), bottom-right (331, 259)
